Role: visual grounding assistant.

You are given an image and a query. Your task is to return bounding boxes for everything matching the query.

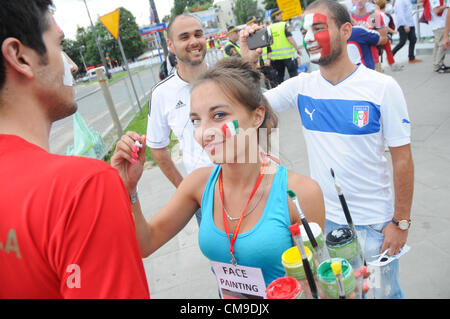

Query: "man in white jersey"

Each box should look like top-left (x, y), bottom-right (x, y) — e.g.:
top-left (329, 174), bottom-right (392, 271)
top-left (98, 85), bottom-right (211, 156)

top-left (146, 14), bottom-right (213, 224)
top-left (240, 0), bottom-right (414, 298)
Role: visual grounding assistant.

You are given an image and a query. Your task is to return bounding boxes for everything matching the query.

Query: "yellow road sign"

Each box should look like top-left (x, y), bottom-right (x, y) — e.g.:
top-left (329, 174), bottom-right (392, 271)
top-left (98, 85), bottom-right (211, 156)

top-left (276, 0), bottom-right (303, 20)
top-left (99, 9), bottom-right (120, 40)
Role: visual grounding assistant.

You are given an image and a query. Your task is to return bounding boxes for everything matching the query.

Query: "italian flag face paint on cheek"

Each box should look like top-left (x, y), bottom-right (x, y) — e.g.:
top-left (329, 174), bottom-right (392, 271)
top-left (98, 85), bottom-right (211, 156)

top-left (302, 13), bottom-right (331, 61)
top-left (221, 120), bottom-right (239, 137)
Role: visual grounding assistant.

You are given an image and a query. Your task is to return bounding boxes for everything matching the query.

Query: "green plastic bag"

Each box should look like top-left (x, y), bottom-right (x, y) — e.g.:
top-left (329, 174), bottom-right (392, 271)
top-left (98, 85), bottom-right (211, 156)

top-left (66, 112), bottom-right (107, 159)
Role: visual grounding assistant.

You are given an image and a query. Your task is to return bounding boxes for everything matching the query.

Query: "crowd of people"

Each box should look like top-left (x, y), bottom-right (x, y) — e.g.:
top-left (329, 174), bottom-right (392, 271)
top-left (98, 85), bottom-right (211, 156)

top-left (0, 0), bottom-right (448, 299)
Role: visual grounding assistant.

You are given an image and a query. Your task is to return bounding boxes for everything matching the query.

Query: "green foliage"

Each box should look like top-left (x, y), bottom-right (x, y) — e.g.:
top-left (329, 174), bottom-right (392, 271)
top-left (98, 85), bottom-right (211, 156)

top-left (103, 101), bottom-right (179, 168)
top-left (234, 0), bottom-right (263, 25)
top-left (170, 0), bottom-right (213, 18)
top-left (263, 0), bottom-right (278, 10)
top-left (171, 0), bottom-right (188, 17)
top-left (64, 7), bottom-right (146, 76)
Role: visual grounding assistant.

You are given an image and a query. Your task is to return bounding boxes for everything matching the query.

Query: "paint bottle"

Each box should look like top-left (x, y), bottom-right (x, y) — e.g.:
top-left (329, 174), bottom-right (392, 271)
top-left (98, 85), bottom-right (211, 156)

top-left (281, 246), bottom-right (316, 299)
top-left (300, 222), bottom-right (330, 263)
top-left (317, 258), bottom-right (356, 299)
top-left (266, 276), bottom-right (305, 299)
top-left (325, 227), bottom-right (362, 269)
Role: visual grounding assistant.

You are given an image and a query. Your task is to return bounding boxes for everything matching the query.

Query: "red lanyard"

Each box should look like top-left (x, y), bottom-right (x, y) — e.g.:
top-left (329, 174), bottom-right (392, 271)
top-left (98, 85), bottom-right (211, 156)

top-left (218, 154), bottom-right (267, 265)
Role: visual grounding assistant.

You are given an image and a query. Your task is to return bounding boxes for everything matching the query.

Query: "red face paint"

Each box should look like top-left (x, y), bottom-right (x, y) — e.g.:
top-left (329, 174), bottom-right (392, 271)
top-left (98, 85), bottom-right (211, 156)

top-left (312, 13), bottom-right (331, 58)
top-left (52, 16), bottom-right (63, 35)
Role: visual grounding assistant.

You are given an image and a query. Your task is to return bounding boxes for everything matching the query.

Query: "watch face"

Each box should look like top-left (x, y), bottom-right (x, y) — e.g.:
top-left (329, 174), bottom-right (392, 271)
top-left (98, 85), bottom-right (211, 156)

top-left (399, 220), bottom-right (409, 230)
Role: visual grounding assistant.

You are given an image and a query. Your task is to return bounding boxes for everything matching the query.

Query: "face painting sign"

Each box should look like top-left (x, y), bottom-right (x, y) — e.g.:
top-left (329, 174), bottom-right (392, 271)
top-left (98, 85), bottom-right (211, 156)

top-left (210, 261), bottom-right (267, 299)
top-left (301, 13), bottom-right (331, 63)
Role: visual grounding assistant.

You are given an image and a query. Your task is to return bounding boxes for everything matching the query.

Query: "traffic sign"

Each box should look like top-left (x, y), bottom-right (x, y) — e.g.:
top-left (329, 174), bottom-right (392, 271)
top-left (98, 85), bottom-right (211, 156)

top-left (139, 23), bottom-right (167, 36)
top-left (99, 9), bottom-right (120, 40)
top-left (276, 0), bottom-right (303, 20)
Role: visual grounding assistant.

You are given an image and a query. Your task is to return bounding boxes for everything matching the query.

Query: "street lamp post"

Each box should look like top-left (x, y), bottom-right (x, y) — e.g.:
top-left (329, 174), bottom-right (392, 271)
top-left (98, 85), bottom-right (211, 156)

top-left (78, 45), bottom-right (88, 73)
top-left (149, 0), bottom-right (168, 57)
top-left (82, 0), bottom-right (112, 79)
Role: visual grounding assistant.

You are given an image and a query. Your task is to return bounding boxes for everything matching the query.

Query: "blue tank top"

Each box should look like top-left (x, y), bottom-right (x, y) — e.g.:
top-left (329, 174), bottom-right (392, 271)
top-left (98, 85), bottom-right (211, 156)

top-left (198, 164), bottom-right (293, 286)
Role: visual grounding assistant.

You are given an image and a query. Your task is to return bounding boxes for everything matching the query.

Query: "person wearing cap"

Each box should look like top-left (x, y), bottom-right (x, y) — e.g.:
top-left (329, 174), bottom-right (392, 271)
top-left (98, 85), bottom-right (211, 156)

top-left (224, 26), bottom-right (241, 58)
top-left (269, 8), bottom-right (302, 85)
top-left (246, 15), bottom-right (257, 25)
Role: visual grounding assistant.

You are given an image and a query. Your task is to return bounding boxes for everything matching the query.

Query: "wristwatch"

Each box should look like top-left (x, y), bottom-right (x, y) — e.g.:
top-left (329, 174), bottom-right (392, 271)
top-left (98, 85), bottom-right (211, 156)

top-left (391, 218), bottom-right (411, 230)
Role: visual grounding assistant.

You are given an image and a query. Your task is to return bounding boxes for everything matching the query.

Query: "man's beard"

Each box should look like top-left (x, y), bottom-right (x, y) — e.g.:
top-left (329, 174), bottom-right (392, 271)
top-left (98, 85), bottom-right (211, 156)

top-left (176, 48), bottom-right (206, 66)
top-left (314, 44), bottom-right (343, 66)
top-left (311, 34), bottom-right (343, 67)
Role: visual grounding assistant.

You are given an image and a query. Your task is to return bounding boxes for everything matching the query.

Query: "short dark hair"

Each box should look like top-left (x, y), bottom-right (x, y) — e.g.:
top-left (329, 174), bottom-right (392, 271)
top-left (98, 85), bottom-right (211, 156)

top-left (0, 0), bottom-right (53, 91)
top-left (167, 14), bottom-right (202, 40)
top-left (306, 0), bottom-right (351, 28)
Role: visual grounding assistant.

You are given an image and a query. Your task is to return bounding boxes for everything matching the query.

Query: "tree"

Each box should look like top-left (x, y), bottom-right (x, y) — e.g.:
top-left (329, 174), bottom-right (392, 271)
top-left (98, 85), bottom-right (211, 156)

top-left (263, 0), bottom-right (277, 10)
top-left (234, 0), bottom-right (262, 25)
top-left (63, 38), bottom-right (84, 76)
top-left (96, 7), bottom-right (146, 64)
top-left (67, 7), bottom-right (146, 74)
top-left (171, 0), bottom-right (187, 17)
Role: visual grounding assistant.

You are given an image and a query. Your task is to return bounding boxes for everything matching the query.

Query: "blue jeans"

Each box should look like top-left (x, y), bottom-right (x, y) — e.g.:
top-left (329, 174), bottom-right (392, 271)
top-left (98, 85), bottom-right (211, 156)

top-left (325, 219), bottom-right (406, 299)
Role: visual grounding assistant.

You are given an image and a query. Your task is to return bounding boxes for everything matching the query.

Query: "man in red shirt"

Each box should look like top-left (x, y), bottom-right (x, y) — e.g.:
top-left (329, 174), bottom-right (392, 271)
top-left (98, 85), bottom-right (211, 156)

top-left (0, 0), bottom-right (149, 298)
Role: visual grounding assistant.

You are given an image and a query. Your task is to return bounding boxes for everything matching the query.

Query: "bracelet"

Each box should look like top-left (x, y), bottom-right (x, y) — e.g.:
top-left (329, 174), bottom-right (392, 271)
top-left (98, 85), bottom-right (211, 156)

top-left (130, 187), bottom-right (139, 204)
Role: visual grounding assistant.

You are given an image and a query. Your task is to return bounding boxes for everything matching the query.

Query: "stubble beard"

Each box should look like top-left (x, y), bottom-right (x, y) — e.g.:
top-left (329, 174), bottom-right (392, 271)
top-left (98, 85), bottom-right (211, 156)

top-left (312, 34), bottom-right (343, 67)
top-left (36, 65), bottom-right (78, 122)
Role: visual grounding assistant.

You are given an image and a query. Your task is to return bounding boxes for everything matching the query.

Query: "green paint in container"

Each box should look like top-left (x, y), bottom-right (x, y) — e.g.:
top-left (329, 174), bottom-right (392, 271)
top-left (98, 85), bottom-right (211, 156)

top-left (317, 258), bottom-right (356, 298)
top-left (326, 227), bottom-right (360, 261)
top-left (281, 246), bottom-right (315, 281)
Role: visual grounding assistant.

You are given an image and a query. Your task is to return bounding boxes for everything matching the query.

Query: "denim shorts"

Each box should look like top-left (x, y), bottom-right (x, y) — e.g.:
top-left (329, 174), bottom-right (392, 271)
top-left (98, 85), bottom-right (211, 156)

top-left (325, 219), bottom-right (406, 299)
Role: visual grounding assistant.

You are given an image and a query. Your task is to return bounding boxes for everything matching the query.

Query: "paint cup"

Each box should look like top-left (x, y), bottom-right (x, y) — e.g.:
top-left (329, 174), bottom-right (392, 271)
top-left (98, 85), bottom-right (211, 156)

top-left (300, 222), bottom-right (330, 262)
top-left (300, 222), bottom-right (325, 250)
top-left (266, 277), bottom-right (304, 299)
top-left (281, 246), bottom-right (316, 299)
top-left (326, 227), bottom-right (360, 263)
top-left (281, 246), bottom-right (315, 281)
top-left (317, 258), bottom-right (356, 299)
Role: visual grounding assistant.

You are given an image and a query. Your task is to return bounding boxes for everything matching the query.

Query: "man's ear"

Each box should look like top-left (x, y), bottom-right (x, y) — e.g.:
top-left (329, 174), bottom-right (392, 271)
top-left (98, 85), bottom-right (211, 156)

top-left (341, 22), bottom-right (353, 42)
top-left (1, 38), bottom-right (35, 79)
top-left (167, 38), bottom-right (175, 55)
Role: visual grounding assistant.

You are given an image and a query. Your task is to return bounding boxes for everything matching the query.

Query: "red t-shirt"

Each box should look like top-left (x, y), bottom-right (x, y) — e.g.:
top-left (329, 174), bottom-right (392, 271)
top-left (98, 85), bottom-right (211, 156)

top-left (0, 135), bottom-right (150, 298)
top-left (352, 11), bottom-right (385, 63)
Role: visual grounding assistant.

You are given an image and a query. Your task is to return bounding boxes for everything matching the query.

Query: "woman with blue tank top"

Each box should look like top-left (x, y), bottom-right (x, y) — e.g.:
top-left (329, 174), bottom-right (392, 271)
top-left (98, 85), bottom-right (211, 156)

top-left (111, 58), bottom-right (325, 295)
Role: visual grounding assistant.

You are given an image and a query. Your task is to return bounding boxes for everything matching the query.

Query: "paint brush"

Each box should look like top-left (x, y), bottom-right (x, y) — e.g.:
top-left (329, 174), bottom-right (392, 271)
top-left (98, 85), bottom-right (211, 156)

top-left (289, 223), bottom-right (319, 299)
top-left (330, 168), bottom-right (366, 266)
top-left (330, 260), bottom-right (346, 299)
top-left (330, 168), bottom-right (367, 299)
top-left (221, 120), bottom-right (239, 138)
top-left (287, 190), bottom-right (326, 263)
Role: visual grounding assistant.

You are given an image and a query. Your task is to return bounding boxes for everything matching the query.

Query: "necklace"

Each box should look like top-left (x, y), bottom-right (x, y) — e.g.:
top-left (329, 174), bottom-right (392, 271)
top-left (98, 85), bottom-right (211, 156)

top-left (222, 168), bottom-right (269, 221)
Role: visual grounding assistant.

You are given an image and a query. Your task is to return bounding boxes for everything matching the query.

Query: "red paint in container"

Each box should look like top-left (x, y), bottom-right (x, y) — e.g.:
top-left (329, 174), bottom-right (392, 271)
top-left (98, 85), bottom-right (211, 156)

top-left (266, 277), bottom-right (304, 299)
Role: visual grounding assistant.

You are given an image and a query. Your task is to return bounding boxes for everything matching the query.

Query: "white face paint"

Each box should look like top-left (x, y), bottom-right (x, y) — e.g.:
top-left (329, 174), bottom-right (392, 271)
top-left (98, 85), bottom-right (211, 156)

top-left (302, 14), bottom-right (321, 63)
top-left (61, 52), bottom-right (74, 87)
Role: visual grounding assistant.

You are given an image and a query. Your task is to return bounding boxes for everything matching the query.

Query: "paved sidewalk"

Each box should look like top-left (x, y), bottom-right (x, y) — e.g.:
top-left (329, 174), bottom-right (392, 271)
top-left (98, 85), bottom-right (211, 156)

top-left (137, 42), bottom-right (450, 299)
